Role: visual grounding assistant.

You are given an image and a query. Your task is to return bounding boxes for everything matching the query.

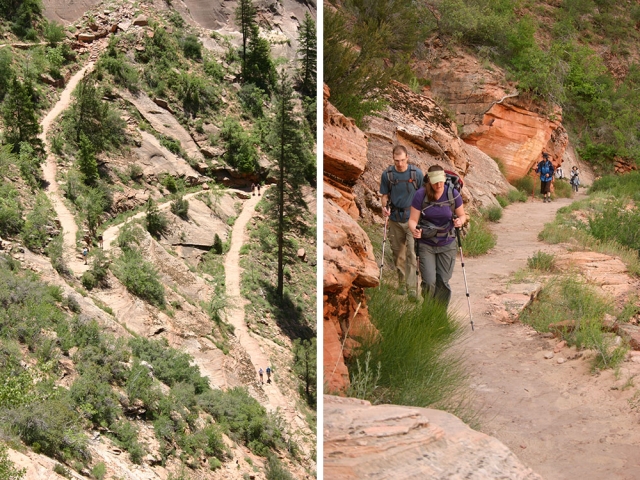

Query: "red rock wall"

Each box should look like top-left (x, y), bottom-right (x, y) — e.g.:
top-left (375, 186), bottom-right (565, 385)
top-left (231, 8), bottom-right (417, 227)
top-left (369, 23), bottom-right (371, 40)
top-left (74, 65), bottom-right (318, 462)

top-left (323, 85), bottom-right (379, 393)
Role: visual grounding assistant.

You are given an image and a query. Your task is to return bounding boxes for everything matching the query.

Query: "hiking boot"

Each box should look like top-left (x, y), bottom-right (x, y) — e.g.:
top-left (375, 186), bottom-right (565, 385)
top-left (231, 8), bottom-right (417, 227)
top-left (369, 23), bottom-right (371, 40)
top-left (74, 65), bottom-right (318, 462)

top-left (396, 286), bottom-right (407, 296)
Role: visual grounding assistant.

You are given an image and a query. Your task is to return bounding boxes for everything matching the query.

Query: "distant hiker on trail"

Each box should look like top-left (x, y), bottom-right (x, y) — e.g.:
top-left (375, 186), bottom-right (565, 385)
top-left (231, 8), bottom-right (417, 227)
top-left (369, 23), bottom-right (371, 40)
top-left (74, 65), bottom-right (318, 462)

top-left (535, 152), bottom-right (555, 203)
top-left (555, 165), bottom-right (564, 179)
top-left (82, 246), bottom-right (89, 265)
top-left (266, 366), bottom-right (271, 383)
top-left (409, 165), bottom-right (467, 307)
top-left (570, 166), bottom-right (580, 193)
top-left (251, 183), bottom-right (256, 196)
top-left (258, 367), bottom-right (264, 384)
top-left (98, 234), bottom-right (103, 249)
top-left (380, 145), bottom-right (424, 300)
top-left (257, 183), bottom-right (261, 196)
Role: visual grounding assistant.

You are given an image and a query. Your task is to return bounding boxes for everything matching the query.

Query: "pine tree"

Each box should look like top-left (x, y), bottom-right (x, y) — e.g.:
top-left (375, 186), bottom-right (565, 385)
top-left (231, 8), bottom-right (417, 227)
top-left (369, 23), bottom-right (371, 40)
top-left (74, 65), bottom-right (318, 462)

top-left (293, 337), bottom-right (317, 406)
top-left (2, 76), bottom-right (41, 152)
top-left (78, 132), bottom-right (99, 185)
top-left (235, 0), bottom-right (256, 78)
top-left (145, 198), bottom-right (168, 238)
top-left (245, 24), bottom-right (276, 93)
top-left (268, 73), bottom-right (314, 298)
top-left (297, 12), bottom-right (317, 98)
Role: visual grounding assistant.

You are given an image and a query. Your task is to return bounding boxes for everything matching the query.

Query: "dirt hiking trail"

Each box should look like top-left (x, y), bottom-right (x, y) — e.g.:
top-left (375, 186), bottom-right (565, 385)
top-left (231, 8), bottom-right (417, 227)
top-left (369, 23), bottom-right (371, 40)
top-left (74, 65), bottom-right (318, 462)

top-left (449, 193), bottom-right (640, 480)
top-left (224, 188), bottom-right (307, 432)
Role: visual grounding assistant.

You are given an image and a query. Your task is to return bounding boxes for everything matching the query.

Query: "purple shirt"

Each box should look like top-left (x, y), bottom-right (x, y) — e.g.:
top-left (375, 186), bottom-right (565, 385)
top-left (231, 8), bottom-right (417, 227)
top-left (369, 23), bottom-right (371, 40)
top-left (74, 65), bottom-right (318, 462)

top-left (411, 185), bottom-right (462, 246)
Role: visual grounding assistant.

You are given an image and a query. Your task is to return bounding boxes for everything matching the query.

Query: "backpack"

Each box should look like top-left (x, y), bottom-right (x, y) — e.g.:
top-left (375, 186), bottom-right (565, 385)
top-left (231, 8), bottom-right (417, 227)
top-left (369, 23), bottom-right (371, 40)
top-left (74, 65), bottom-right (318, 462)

top-left (266, 367), bottom-right (271, 374)
top-left (420, 170), bottom-right (467, 239)
top-left (386, 164), bottom-right (418, 191)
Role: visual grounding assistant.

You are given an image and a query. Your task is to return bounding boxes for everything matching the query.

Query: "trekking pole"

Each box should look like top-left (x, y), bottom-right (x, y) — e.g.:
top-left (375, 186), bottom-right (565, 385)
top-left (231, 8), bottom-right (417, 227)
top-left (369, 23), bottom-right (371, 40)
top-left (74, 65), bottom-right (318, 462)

top-left (415, 235), bottom-right (420, 299)
top-left (455, 226), bottom-right (474, 331)
top-left (379, 216), bottom-right (389, 288)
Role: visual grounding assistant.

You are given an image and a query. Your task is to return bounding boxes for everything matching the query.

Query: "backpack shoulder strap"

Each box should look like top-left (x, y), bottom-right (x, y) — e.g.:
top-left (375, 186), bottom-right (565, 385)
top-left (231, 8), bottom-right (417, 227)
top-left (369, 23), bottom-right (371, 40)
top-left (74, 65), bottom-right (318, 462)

top-left (386, 166), bottom-right (395, 186)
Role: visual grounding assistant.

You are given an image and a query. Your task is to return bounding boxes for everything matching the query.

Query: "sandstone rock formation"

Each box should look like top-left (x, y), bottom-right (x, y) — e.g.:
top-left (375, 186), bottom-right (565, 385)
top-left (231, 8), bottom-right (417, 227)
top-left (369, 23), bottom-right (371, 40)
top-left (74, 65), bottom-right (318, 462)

top-left (324, 395), bottom-right (543, 480)
top-left (424, 50), bottom-right (569, 180)
top-left (357, 81), bottom-right (515, 223)
top-left (324, 85), bottom-right (379, 393)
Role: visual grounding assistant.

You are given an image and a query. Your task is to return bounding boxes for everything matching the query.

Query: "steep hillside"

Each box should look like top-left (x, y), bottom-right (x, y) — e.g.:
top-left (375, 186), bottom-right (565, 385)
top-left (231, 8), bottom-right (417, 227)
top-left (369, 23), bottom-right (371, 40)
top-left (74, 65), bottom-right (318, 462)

top-left (0, 0), bottom-right (316, 478)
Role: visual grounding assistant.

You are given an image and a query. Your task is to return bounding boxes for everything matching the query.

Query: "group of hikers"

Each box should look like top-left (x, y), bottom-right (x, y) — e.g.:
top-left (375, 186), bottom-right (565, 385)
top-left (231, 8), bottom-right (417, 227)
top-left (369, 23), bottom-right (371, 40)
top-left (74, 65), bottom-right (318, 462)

top-left (380, 145), bottom-right (467, 306)
top-left (258, 366), bottom-right (272, 384)
top-left (380, 146), bottom-right (582, 307)
top-left (535, 152), bottom-right (580, 203)
top-left (251, 182), bottom-right (262, 196)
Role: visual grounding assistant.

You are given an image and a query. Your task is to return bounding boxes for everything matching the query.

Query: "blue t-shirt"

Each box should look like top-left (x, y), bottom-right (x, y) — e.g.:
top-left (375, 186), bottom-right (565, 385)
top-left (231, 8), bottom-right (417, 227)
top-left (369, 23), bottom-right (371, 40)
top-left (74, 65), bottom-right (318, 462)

top-left (411, 185), bottom-right (462, 247)
top-left (379, 165), bottom-right (424, 222)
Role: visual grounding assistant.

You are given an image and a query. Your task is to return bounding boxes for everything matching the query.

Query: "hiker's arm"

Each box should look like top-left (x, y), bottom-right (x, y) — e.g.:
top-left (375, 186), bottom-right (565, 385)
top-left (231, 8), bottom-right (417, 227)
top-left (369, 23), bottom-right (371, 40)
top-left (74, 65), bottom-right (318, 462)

top-left (381, 194), bottom-right (391, 217)
top-left (453, 205), bottom-right (467, 228)
top-left (409, 207), bottom-right (421, 238)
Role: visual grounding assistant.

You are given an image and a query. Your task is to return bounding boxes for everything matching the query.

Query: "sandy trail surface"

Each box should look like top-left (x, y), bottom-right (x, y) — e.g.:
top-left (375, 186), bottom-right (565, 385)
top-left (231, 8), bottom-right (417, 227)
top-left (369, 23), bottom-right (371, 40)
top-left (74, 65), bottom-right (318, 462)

top-left (449, 193), bottom-right (640, 480)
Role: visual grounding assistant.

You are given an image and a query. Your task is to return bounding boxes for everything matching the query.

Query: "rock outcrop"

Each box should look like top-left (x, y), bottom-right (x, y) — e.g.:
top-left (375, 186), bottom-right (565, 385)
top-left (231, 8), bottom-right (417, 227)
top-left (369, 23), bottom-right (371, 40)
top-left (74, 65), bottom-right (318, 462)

top-left (323, 85), bottom-right (379, 393)
top-left (324, 395), bottom-right (543, 480)
top-left (357, 81), bottom-right (515, 223)
top-left (424, 50), bottom-right (569, 180)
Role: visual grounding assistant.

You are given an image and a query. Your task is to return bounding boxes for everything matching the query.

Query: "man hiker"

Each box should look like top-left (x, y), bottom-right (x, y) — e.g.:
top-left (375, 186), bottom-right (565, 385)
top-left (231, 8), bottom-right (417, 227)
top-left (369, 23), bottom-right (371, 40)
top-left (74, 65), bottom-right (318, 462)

top-left (258, 367), bottom-right (264, 384)
top-left (251, 183), bottom-right (256, 196)
top-left (535, 152), bottom-right (555, 203)
top-left (379, 145), bottom-right (424, 300)
top-left (257, 182), bottom-right (261, 196)
top-left (82, 246), bottom-right (89, 265)
top-left (266, 366), bottom-right (271, 383)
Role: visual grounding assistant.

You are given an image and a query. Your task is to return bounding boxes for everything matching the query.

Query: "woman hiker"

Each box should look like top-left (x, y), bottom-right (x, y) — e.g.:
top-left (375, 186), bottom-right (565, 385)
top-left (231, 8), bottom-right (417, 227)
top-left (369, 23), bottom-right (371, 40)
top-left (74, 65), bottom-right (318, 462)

top-left (408, 165), bottom-right (467, 307)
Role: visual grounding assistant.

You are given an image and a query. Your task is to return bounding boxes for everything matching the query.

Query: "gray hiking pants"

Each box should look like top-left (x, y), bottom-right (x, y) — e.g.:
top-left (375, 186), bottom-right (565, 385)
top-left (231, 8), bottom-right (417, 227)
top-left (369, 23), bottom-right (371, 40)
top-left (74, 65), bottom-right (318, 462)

top-left (388, 220), bottom-right (417, 292)
top-left (418, 241), bottom-right (457, 307)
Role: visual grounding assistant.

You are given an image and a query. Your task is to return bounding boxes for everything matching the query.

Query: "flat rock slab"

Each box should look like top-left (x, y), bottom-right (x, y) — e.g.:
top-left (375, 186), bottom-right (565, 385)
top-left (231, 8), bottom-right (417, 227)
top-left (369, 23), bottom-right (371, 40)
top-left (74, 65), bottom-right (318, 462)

top-left (324, 395), bottom-right (542, 480)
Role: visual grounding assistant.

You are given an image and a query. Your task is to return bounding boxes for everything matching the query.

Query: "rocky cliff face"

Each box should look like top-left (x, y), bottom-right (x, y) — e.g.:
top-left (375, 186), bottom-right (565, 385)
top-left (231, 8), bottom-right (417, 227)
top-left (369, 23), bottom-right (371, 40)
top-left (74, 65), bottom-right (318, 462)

top-left (324, 395), bottom-right (543, 480)
top-left (356, 81), bottom-right (515, 223)
top-left (421, 50), bottom-right (569, 179)
top-left (323, 85), bottom-right (379, 393)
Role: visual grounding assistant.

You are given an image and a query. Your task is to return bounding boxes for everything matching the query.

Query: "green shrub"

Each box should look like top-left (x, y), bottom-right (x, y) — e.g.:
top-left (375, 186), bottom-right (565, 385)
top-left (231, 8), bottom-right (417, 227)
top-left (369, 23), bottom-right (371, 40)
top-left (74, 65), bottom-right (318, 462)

top-left (129, 337), bottom-right (209, 393)
top-left (265, 454), bottom-right (294, 480)
top-left (204, 60), bottom-right (225, 81)
top-left (554, 178), bottom-right (573, 198)
top-left (162, 175), bottom-right (178, 193)
top-left (482, 205), bottom-right (502, 222)
top-left (182, 35), bottom-right (202, 60)
top-left (110, 420), bottom-right (146, 464)
top-left (213, 233), bottom-right (223, 254)
top-left (112, 249), bottom-right (165, 306)
top-left (0, 183), bottom-right (24, 237)
top-left (21, 193), bottom-right (55, 252)
top-left (512, 175), bottom-right (535, 196)
top-left (170, 196), bottom-right (189, 219)
top-left (145, 199), bottom-right (168, 239)
top-left (91, 462), bottom-right (106, 480)
top-left (527, 251), bottom-right (555, 271)
top-left (507, 188), bottom-right (528, 203)
top-left (197, 387), bottom-right (283, 455)
top-left (117, 222), bottom-right (145, 251)
top-left (0, 442), bottom-right (25, 480)
top-left (6, 397), bottom-right (90, 463)
top-left (69, 369), bottom-right (121, 427)
top-left (495, 195), bottom-right (508, 208)
top-left (461, 216), bottom-right (496, 256)
top-left (209, 457), bottom-right (222, 470)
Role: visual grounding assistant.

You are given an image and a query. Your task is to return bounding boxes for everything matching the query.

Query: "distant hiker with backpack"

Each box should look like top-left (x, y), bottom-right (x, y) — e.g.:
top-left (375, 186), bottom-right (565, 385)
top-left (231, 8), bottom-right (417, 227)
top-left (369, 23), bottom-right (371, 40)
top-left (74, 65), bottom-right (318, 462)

top-left (258, 367), bottom-right (264, 384)
top-left (408, 165), bottom-right (467, 307)
top-left (570, 166), bottom-right (580, 193)
top-left (535, 152), bottom-right (555, 203)
top-left (251, 183), bottom-right (256, 196)
top-left (380, 145), bottom-right (424, 300)
top-left (266, 366), bottom-right (271, 383)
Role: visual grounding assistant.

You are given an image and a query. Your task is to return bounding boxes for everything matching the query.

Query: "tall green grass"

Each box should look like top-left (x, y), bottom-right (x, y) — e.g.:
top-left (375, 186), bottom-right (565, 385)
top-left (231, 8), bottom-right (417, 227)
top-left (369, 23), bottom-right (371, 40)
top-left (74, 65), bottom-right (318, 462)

top-left (462, 215), bottom-right (496, 257)
top-left (349, 286), bottom-right (472, 420)
top-left (519, 277), bottom-right (627, 371)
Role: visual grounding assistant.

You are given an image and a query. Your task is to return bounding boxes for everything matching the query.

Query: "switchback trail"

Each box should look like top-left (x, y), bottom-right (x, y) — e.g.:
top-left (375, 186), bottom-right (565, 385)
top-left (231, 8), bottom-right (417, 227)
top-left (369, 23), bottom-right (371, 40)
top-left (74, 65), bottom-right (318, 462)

top-left (223, 187), bottom-right (305, 429)
top-left (449, 193), bottom-right (640, 480)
